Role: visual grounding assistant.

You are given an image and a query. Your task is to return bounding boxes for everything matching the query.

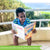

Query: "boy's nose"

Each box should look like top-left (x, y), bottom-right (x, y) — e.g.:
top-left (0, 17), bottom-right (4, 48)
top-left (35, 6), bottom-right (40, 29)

top-left (22, 18), bottom-right (25, 21)
top-left (22, 18), bottom-right (25, 20)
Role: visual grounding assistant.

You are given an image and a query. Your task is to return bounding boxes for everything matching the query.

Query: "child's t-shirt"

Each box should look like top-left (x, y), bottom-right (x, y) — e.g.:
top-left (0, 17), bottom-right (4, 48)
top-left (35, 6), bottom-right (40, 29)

top-left (13, 18), bottom-right (30, 27)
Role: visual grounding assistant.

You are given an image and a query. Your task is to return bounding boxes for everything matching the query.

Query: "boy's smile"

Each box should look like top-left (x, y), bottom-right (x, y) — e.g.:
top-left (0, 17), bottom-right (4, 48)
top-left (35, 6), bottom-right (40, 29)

top-left (18, 12), bottom-right (26, 25)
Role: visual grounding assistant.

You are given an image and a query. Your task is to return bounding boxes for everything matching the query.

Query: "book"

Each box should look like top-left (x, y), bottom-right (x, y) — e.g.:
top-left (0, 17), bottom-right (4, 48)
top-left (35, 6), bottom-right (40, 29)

top-left (12, 22), bottom-right (36, 40)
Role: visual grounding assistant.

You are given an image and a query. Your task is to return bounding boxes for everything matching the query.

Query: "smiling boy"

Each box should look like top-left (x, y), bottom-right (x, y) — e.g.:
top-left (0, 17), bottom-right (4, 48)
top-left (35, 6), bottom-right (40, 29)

top-left (12, 7), bottom-right (36, 46)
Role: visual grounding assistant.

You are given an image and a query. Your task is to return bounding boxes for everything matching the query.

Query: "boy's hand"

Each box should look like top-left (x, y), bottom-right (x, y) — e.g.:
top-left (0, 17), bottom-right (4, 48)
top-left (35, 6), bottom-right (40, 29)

top-left (11, 29), bottom-right (17, 34)
top-left (32, 29), bottom-right (37, 33)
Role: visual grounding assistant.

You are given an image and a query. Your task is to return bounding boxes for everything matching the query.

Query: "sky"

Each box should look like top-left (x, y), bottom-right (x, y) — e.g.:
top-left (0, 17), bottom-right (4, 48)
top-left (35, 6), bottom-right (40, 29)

top-left (21, 0), bottom-right (50, 3)
top-left (20, 0), bottom-right (50, 9)
top-left (25, 3), bottom-right (50, 9)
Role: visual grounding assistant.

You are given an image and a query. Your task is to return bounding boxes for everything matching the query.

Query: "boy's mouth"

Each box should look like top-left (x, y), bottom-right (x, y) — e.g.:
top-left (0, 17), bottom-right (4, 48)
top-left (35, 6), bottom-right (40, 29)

top-left (22, 19), bottom-right (25, 21)
top-left (21, 20), bottom-right (25, 23)
top-left (22, 20), bottom-right (25, 22)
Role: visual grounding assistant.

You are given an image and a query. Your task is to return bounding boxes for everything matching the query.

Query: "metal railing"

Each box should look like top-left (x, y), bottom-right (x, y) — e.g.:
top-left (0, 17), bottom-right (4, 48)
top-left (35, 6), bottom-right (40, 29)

top-left (0, 9), bottom-right (50, 29)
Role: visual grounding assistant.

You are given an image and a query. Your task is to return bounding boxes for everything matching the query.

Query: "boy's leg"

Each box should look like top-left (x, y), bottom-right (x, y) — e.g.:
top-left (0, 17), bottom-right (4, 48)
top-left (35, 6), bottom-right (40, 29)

top-left (13, 35), bottom-right (19, 45)
top-left (27, 37), bottom-right (32, 46)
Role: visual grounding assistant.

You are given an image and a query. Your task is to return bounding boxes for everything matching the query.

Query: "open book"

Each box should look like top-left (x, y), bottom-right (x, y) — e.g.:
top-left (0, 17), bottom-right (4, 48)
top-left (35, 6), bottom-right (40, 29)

top-left (12, 22), bottom-right (36, 40)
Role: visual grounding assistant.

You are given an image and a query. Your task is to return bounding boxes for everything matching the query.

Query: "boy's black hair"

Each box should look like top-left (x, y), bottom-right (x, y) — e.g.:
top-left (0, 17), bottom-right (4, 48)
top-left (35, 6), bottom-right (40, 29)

top-left (16, 7), bottom-right (25, 17)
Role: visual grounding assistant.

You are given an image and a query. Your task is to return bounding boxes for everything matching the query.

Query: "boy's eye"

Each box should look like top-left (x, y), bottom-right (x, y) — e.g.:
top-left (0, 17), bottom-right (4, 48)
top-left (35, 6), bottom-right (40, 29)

top-left (20, 15), bottom-right (25, 18)
top-left (24, 15), bottom-right (25, 17)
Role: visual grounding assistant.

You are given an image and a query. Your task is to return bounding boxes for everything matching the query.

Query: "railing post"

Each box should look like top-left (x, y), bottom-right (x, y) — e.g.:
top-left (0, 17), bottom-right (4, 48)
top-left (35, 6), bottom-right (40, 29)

top-left (39, 21), bottom-right (41, 29)
top-left (14, 12), bottom-right (16, 19)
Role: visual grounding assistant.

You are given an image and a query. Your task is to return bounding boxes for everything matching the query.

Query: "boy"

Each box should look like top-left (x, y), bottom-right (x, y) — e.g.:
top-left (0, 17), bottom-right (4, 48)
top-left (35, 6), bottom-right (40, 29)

top-left (12, 7), bottom-right (36, 46)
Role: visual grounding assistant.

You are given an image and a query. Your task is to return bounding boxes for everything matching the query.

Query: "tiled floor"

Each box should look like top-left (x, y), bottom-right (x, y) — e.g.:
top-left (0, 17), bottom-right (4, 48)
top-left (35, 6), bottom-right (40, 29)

top-left (19, 42), bottom-right (50, 50)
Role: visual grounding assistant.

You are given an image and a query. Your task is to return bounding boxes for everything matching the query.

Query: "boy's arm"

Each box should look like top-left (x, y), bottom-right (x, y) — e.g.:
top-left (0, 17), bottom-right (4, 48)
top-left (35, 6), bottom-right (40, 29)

top-left (32, 29), bottom-right (37, 33)
top-left (11, 29), bottom-right (17, 34)
top-left (32, 22), bottom-right (37, 33)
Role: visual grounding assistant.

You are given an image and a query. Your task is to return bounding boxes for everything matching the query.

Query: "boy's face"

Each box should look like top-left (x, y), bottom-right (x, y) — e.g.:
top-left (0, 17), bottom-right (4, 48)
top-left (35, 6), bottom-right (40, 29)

top-left (18, 12), bottom-right (26, 23)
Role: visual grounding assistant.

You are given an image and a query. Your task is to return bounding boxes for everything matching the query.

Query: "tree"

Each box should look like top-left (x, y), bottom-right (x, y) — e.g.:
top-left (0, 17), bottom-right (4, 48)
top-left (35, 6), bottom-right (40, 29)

top-left (26, 11), bottom-right (48, 27)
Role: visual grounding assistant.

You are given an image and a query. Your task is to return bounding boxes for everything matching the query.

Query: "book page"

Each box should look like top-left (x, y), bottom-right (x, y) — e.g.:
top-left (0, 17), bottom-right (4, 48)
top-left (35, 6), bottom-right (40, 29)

top-left (24, 22), bottom-right (36, 40)
top-left (12, 22), bottom-right (25, 40)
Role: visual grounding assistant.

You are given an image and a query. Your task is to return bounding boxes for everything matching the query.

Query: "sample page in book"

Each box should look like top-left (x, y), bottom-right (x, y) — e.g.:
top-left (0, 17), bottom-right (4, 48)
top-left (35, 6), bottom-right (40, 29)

top-left (12, 23), bottom-right (25, 40)
top-left (24, 23), bottom-right (34, 40)
top-left (12, 22), bottom-right (36, 40)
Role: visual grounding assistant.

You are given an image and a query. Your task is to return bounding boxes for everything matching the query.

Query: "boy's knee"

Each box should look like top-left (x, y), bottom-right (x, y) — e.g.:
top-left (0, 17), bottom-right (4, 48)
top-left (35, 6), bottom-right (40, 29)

top-left (13, 35), bottom-right (18, 39)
